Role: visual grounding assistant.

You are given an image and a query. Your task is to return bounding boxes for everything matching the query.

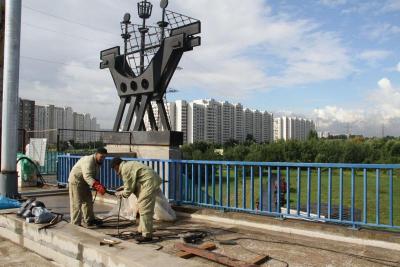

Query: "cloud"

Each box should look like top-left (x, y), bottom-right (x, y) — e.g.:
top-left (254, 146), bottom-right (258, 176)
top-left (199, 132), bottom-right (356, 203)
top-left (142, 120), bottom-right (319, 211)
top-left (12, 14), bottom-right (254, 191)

top-left (341, 2), bottom-right (380, 14)
top-left (397, 62), bottom-right (400, 72)
top-left (369, 78), bottom-right (400, 121)
top-left (171, 0), bottom-right (353, 94)
top-left (358, 49), bottom-right (391, 65)
top-left (319, 0), bottom-right (347, 7)
top-left (362, 23), bottom-right (400, 41)
top-left (381, 0), bottom-right (400, 13)
top-left (20, 62), bottom-right (119, 128)
top-left (314, 106), bottom-right (364, 125)
top-left (314, 78), bottom-right (400, 136)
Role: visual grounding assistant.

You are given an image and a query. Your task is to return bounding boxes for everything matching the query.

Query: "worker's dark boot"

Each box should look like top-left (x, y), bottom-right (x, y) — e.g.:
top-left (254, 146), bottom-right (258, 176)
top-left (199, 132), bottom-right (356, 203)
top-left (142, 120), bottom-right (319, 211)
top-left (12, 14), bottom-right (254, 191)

top-left (92, 218), bottom-right (103, 226)
top-left (135, 236), bottom-right (153, 243)
top-left (83, 218), bottom-right (103, 228)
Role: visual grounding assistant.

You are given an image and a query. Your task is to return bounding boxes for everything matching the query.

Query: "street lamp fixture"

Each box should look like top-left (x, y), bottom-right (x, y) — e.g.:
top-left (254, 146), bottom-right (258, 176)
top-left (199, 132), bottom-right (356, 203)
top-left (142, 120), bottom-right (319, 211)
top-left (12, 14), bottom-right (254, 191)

top-left (137, 0), bottom-right (153, 19)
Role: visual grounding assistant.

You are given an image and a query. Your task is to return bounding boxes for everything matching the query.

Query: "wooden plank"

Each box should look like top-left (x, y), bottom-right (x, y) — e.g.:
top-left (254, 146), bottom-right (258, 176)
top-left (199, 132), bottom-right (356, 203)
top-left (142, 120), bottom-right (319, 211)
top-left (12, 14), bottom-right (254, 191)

top-left (175, 242), bottom-right (258, 267)
top-left (250, 255), bottom-right (269, 265)
top-left (176, 242), bottom-right (216, 259)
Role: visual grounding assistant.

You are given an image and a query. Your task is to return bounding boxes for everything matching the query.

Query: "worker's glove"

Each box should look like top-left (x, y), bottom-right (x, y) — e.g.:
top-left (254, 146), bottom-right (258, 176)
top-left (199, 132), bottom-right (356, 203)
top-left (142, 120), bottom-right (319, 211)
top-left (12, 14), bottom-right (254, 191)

top-left (115, 190), bottom-right (124, 198)
top-left (92, 181), bottom-right (106, 195)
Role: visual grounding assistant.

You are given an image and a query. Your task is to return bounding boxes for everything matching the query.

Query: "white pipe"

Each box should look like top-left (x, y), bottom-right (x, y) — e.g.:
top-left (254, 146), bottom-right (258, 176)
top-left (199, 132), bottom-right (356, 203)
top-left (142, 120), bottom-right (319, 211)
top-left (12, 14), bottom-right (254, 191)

top-left (0, 0), bottom-right (21, 197)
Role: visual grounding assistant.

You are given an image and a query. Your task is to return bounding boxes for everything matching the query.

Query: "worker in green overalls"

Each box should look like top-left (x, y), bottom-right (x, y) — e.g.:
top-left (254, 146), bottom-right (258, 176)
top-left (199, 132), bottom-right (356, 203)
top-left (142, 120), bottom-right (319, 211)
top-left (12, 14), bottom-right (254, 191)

top-left (68, 148), bottom-right (107, 227)
top-left (111, 157), bottom-right (161, 242)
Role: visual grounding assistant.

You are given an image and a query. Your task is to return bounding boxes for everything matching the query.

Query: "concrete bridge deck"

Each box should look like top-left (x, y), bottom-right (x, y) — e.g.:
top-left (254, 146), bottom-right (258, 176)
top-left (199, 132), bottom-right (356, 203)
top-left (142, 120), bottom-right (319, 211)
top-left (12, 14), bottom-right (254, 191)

top-left (0, 189), bottom-right (399, 267)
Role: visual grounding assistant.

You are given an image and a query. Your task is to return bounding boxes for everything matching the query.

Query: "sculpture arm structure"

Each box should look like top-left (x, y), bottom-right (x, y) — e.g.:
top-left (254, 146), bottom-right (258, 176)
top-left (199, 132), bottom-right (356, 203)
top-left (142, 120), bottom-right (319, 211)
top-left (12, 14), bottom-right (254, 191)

top-left (100, 21), bottom-right (201, 132)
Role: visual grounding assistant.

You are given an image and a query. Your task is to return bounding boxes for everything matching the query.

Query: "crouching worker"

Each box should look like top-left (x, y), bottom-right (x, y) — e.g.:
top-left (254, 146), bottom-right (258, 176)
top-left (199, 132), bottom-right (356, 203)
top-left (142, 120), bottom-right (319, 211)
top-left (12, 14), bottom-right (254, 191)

top-left (68, 147), bottom-right (108, 227)
top-left (111, 157), bottom-right (162, 242)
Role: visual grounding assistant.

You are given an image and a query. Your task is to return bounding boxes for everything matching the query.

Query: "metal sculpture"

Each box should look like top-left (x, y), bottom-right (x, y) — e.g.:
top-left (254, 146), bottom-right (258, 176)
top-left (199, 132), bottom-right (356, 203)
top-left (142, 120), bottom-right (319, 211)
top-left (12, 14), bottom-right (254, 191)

top-left (100, 0), bottom-right (201, 132)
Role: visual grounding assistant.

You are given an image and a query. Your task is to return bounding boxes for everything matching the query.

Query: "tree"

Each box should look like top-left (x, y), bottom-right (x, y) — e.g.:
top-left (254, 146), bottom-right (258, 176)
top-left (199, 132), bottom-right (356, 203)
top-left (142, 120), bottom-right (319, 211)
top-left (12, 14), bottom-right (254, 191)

top-left (308, 130), bottom-right (318, 140)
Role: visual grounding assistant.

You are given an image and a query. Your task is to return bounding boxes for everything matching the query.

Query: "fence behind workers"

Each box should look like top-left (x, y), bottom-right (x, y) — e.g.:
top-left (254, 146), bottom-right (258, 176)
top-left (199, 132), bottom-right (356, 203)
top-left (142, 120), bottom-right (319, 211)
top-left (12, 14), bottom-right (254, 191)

top-left (57, 154), bottom-right (400, 230)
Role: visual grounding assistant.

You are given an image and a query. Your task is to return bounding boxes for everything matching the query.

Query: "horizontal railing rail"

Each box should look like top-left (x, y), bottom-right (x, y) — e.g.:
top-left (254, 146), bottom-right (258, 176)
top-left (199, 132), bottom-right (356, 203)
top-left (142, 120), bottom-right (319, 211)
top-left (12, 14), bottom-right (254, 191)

top-left (57, 155), bottom-right (400, 230)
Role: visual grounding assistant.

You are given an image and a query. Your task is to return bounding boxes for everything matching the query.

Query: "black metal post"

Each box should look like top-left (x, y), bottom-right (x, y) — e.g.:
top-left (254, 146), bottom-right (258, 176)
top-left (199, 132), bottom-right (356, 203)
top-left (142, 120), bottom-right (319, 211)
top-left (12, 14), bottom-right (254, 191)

top-left (140, 20), bottom-right (146, 74)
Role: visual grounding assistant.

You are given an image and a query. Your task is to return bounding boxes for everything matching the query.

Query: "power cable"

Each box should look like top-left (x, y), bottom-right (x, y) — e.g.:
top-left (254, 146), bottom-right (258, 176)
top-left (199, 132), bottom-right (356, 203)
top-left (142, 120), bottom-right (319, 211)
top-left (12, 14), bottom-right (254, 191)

top-left (22, 22), bottom-right (115, 45)
top-left (22, 5), bottom-right (115, 35)
top-left (21, 55), bottom-right (97, 69)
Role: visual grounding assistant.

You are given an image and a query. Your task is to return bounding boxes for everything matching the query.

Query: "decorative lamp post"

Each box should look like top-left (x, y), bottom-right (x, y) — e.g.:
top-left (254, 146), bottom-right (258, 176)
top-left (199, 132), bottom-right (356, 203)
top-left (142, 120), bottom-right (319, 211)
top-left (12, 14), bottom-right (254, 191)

top-left (137, 0), bottom-right (153, 74)
top-left (158, 0), bottom-right (169, 40)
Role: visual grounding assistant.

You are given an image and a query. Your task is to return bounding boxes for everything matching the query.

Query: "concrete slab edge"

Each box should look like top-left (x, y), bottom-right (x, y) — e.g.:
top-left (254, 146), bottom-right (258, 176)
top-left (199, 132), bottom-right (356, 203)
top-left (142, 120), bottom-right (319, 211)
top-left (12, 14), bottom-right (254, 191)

top-left (176, 211), bottom-right (400, 252)
top-left (0, 213), bottom-right (202, 267)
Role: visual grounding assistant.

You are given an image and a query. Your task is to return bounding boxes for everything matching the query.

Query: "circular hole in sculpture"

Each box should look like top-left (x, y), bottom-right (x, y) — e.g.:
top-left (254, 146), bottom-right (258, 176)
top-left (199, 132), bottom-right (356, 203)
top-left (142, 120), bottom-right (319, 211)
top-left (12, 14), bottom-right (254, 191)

top-left (141, 79), bottom-right (149, 89)
top-left (120, 83), bottom-right (127, 92)
top-left (130, 81), bottom-right (137, 91)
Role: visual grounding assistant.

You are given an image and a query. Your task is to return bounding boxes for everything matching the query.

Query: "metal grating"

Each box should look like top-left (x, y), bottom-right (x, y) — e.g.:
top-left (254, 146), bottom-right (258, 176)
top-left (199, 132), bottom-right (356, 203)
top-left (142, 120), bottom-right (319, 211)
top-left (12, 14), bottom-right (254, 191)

top-left (120, 10), bottom-right (199, 76)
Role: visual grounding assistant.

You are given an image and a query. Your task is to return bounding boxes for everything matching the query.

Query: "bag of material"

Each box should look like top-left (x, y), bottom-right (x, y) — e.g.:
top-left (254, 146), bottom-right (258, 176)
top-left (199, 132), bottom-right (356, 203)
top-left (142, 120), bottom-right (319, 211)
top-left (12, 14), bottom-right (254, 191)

top-left (153, 189), bottom-right (176, 221)
top-left (32, 207), bottom-right (55, 224)
top-left (106, 190), bottom-right (176, 222)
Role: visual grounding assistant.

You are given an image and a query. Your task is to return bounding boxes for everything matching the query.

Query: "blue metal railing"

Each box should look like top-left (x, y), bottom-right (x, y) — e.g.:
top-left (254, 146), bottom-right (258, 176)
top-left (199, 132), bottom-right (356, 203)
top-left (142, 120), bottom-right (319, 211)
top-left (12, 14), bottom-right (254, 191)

top-left (57, 155), bottom-right (400, 230)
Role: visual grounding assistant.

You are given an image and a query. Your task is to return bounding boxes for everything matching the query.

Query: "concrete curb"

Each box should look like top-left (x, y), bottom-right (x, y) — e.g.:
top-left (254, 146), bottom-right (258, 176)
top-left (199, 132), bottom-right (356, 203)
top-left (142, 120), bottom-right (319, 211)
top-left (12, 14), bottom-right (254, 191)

top-left (0, 212), bottom-right (201, 267)
top-left (176, 211), bottom-right (400, 252)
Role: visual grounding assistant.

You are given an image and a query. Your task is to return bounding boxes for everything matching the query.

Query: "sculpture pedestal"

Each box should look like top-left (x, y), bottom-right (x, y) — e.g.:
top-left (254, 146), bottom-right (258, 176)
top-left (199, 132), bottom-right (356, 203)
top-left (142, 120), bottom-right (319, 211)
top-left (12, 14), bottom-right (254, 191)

top-left (104, 131), bottom-right (183, 200)
top-left (104, 131), bottom-right (183, 160)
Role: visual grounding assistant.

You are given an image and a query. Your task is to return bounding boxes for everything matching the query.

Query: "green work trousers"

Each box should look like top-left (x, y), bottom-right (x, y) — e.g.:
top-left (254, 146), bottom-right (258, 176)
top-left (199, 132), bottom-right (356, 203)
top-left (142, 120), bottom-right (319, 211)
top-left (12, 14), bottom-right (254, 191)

top-left (69, 182), bottom-right (95, 225)
top-left (136, 186), bottom-right (158, 238)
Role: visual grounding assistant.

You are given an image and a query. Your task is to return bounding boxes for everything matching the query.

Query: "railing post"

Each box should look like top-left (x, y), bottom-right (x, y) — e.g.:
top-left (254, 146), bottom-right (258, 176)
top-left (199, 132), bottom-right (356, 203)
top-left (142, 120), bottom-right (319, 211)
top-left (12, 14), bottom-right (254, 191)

top-left (363, 168), bottom-right (367, 224)
top-left (376, 169), bottom-right (380, 225)
top-left (259, 166), bottom-right (263, 212)
top-left (307, 167), bottom-right (311, 218)
top-left (226, 164), bottom-right (230, 208)
top-left (296, 167), bottom-right (301, 216)
top-left (242, 165), bottom-right (246, 210)
top-left (250, 166), bottom-right (254, 210)
top-left (317, 168), bottom-right (321, 218)
top-left (286, 167), bottom-right (290, 215)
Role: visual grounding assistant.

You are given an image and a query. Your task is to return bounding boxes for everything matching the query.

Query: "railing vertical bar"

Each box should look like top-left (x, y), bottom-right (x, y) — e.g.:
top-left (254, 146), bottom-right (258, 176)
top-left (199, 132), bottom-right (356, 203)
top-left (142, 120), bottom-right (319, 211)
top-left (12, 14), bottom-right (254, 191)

top-left (376, 169), bottom-right (380, 225)
top-left (212, 165), bottom-right (216, 206)
top-left (191, 163), bottom-right (195, 202)
top-left (297, 167), bottom-right (301, 216)
top-left (235, 165), bottom-right (238, 208)
top-left (250, 166), bottom-right (254, 210)
top-left (219, 165), bottom-right (222, 207)
top-left (390, 169), bottom-right (393, 226)
top-left (242, 165), bottom-right (246, 209)
top-left (328, 168), bottom-right (332, 219)
top-left (351, 168), bottom-right (355, 224)
top-left (307, 167), bottom-right (311, 217)
top-left (162, 162), bottom-right (165, 194)
top-left (185, 163), bottom-right (188, 202)
top-left (268, 166), bottom-right (272, 212)
top-left (277, 167), bottom-right (281, 213)
top-left (198, 164), bottom-right (201, 203)
top-left (363, 168), bottom-right (367, 224)
top-left (315, 167), bottom-right (320, 218)
top-left (286, 167), bottom-right (290, 214)
top-left (259, 166), bottom-right (263, 211)
top-left (339, 168), bottom-right (343, 221)
top-left (226, 165), bottom-right (231, 208)
top-left (174, 162), bottom-right (178, 202)
top-left (205, 164), bottom-right (208, 204)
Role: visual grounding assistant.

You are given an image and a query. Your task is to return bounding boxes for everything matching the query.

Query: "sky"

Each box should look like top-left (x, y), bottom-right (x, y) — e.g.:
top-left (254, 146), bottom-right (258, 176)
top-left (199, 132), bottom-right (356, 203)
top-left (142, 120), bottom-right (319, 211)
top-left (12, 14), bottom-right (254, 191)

top-left (18, 0), bottom-right (400, 136)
